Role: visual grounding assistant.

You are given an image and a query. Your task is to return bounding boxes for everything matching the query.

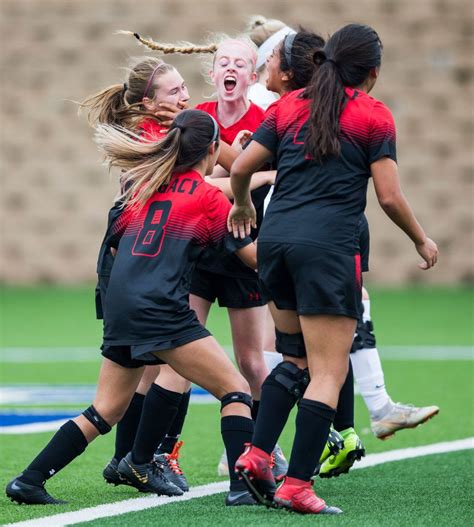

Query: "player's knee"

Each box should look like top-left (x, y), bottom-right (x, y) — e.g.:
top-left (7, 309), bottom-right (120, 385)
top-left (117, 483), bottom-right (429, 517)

top-left (275, 330), bottom-right (306, 358)
top-left (235, 354), bottom-right (264, 380)
top-left (82, 405), bottom-right (113, 434)
top-left (264, 361), bottom-right (310, 402)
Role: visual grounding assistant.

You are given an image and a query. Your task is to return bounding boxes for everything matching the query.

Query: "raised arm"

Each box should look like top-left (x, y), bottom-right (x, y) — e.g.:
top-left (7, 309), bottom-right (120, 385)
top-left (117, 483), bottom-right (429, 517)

top-left (371, 157), bottom-right (438, 269)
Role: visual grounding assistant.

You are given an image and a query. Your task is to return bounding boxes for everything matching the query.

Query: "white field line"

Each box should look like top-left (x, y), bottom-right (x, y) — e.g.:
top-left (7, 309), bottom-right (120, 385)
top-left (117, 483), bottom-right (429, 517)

top-left (4, 437), bottom-right (473, 527)
top-left (0, 346), bottom-right (473, 362)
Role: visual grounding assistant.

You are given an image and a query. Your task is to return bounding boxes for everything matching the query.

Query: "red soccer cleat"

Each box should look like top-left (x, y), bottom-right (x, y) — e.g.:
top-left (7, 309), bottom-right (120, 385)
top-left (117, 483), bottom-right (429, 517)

top-left (274, 476), bottom-right (342, 514)
top-left (235, 444), bottom-right (276, 506)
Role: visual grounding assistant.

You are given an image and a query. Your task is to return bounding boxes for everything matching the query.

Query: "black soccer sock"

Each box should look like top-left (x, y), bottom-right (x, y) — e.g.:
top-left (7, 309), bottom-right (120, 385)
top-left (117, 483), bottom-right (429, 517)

top-left (157, 389), bottom-right (191, 455)
top-left (286, 399), bottom-right (336, 481)
top-left (114, 392), bottom-right (145, 461)
top-left (333, 361), bottom-right (355, 432)
top-left (132, 383), bottom-right (182, 465)
top-left (251, 399), bottom-right (260, 422)
top-left (252, 374), bottom-right (297, 455)
top-left (221, 415), bottom-right (254, 491)
top-left (20, 420), bottom-right (88, 486)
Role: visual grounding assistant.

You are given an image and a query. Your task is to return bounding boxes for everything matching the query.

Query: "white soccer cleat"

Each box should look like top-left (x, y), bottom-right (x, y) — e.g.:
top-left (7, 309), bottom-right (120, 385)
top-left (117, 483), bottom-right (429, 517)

top-left (371, 402), bottom-right (439, 440)
top-left (217, 449), bottom-right (229, 477)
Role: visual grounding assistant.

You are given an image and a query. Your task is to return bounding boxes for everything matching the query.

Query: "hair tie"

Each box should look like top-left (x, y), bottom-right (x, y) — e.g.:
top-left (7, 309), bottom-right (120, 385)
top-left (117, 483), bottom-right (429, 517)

top-left (209, 115), bottom-right (219, 143)
top-left (283, 33), bottom-right (296, 68)
top-left (143, 63), bottom-right (163, 98)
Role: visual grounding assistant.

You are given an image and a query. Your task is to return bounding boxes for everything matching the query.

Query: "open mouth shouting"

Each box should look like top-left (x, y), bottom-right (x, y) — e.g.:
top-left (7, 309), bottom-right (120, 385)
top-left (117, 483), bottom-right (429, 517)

top-left (224, 75), bottom-right (237, 94)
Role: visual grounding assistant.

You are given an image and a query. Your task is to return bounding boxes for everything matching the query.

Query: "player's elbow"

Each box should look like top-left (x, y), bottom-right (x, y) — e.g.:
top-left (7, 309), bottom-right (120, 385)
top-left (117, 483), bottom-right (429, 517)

top-left (377, 191), bottom-right (402, 214)
top-left (230, 158), bottom-right (251, 181)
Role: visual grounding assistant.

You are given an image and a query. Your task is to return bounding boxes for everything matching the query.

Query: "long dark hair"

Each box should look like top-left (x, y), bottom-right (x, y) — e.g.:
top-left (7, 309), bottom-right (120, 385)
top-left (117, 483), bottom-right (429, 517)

top-left (95, 109), bottom-right (219, 208)
top-left (279, 29), bottom-right (325, 91)
top-left (305, 24), bottom-right (382, 160)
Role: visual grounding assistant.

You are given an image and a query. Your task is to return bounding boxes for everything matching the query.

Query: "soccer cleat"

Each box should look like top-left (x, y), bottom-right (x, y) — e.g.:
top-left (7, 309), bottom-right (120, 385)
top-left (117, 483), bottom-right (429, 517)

top-left (103, 457), bottom-right (130, 487)
top-left (270, 444), bottom-right (288, 481)
top-left (274, 476), bottom-right (342, 514)
top-left (6, 476), bottom-right (67, 505)
top-left (313, 428), bottom-right (345, 476)
top-left (319, 427), bottom-right (365, 478)
top-left (219, 443), bottom-right (287, 481)
top-left (117, 452), bottom-right (183, 496)
top-left (154, 440), bottom-right (189, 492)
top-left (235, 443), bottom-right (276, 506)
top-left (371, 402), bottom-right (439, 440)
top-left (225, 489), bottom-right (258, 506)
top-left (319, 428), bottom-right (345, 465)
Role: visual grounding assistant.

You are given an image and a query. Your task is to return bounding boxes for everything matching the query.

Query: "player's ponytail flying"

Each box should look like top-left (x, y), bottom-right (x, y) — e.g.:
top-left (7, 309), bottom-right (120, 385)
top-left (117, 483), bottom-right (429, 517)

top-left (305, 24), bottom-right (383, 161)
top-left (95, 109), bottom-right (219, 208)
top-left (119, 30), bottom-right (218, 54)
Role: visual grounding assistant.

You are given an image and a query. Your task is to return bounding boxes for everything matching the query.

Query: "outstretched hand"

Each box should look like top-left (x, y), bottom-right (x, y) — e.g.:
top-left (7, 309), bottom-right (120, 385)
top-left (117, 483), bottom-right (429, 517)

top-left (227, 202), bottom-right (257, 239)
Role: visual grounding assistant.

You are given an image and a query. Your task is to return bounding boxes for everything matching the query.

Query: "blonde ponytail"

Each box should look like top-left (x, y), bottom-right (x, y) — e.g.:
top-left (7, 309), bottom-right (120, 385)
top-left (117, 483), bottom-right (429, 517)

top-left (118, 30), bottom-right (218, 54)
top-left (95, 124), bottom-right (180, 209)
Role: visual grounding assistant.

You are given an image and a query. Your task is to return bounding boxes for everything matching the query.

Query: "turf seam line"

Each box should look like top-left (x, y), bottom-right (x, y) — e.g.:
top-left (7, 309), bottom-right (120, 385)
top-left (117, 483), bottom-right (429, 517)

top-left (4, 437), bottom-right (473, 527)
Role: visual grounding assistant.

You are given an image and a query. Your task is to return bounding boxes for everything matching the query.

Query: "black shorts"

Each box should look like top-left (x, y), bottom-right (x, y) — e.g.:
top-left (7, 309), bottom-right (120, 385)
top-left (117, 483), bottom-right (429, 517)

top-left (190, 268), bottom-right (266, 308)
top-left (101, 345), bottom-right (164, 369)
top-left (257, 242), bottom-right (362, 319)
top-left (102, 327), bottom-right (210, 368)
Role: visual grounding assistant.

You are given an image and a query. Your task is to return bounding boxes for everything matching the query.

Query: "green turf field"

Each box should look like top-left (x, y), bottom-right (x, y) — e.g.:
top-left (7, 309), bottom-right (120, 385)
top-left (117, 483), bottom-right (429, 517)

top-left (0, 286), bottom-right (473, 525)
top-left (1, 285), bottom-right (473, 348)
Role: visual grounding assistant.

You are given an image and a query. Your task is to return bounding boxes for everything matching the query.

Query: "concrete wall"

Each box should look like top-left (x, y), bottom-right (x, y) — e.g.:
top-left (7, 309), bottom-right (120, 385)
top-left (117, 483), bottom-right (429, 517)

top-left (1, 0), bottom-right (472, 284)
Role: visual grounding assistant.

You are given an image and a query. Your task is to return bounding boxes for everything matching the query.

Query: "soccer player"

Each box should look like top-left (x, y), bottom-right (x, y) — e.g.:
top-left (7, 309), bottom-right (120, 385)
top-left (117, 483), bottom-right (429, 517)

top-left (229, 24), bottom-right (438, 514)
top-left (247, 18), bottom-right (439, 463)
top-left (79, 57), bottom-right (196, 493)
top-left (131, 33), bottom-right (288, 493)
top-left (79, 56), bottom-right (275, 497)
top-left (193, 37), bottom-right (284, 487)
top-left (6, 109), bottom-right (258, 506)
top-left (246, 25), bottom-right (363, 476)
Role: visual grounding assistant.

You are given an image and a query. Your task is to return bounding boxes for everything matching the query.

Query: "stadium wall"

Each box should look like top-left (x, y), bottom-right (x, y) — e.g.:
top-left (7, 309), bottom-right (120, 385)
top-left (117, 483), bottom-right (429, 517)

top-left (0, 0), bottom-right (472, 284)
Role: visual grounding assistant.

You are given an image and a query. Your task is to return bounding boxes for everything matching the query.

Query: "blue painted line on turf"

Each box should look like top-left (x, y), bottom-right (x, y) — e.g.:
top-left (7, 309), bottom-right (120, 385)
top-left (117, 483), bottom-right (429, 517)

top-left (0, 410), bottom-right (80, 426)
top-left (0, 385), bottom-right (216, 407)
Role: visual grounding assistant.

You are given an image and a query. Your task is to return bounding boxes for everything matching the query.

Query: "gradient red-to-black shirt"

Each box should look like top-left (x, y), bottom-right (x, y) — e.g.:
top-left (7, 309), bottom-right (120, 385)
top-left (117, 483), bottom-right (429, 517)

top-left (102, 170), bottom-right (251, 345)
top-left (253, 88), bottom-right (396, 256)
top-left (195, 100), bottom-right (269, 278)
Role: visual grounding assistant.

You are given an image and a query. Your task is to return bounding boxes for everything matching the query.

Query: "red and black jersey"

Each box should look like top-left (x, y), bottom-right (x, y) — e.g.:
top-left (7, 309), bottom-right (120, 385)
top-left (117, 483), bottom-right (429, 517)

top-left (101, 170), bottom-right (251, 345)
top-left (195, 101), bottom-right (269, 278)
top-left (195, 101), bottom-right (265, 145)
top-left (137, 118), bottom-right (167, 140)
top-left (253, 87), bottom-right (396, 255)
